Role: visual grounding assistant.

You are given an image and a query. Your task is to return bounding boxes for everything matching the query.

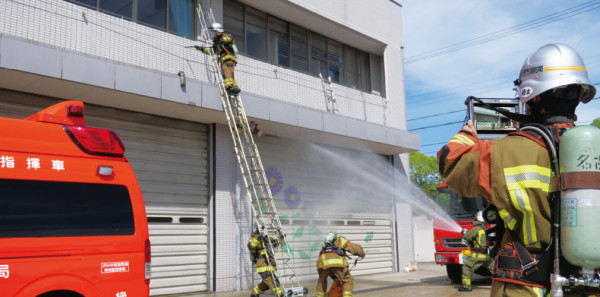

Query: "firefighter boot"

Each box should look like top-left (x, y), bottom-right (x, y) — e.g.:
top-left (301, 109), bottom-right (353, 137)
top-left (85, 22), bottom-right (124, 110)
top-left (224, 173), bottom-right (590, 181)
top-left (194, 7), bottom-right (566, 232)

top-left (458, 286), bottom-right (472, 292)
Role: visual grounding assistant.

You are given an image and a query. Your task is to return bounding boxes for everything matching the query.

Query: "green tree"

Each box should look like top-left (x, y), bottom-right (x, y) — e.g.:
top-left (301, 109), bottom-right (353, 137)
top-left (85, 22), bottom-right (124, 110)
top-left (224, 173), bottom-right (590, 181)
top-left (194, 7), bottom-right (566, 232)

top-left (591, 118), bottom-right (600, 129)
top-left (409, 152), bottom-right (443, 199)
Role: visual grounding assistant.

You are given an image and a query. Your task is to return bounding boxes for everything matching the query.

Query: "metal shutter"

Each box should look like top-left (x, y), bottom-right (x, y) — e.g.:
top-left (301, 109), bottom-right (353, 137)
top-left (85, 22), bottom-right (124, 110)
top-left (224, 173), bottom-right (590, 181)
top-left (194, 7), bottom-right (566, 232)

top-left (84, 106), bottom-right (210, 296)
top-left (255, 136), bottom-right (395, 281)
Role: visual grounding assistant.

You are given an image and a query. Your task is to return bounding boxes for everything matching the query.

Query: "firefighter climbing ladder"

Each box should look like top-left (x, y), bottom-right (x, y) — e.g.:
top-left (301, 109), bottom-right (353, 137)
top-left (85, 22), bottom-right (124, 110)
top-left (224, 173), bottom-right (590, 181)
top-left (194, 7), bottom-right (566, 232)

top-left (196, 5), bottom-right (306, 297)
top-left (319, 73), bottom-right (338, 113)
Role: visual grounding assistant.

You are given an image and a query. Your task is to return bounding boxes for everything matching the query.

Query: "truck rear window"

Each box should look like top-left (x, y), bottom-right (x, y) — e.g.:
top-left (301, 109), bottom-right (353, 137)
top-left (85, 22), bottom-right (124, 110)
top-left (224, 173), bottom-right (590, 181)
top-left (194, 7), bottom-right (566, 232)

top-left (0, 179), bottom-right (135, 238)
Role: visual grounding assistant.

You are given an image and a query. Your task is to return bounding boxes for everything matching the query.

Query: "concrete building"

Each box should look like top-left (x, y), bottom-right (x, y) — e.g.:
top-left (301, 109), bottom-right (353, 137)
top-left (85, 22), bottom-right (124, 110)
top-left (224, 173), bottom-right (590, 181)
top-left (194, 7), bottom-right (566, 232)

top-left (0, 0), bottom-right (423, 295)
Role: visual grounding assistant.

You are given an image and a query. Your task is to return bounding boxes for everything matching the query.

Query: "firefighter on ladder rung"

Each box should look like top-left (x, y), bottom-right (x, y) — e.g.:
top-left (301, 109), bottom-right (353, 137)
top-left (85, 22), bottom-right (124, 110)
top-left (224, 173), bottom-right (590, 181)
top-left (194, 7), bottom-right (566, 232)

top-left (194, 22), bottom-right (241, 95)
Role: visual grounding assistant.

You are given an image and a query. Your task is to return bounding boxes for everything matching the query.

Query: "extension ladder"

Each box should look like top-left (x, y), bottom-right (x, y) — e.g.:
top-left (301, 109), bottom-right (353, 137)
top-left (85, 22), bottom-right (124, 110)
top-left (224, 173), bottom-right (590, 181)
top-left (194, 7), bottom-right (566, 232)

top-left (196, 5), bottom-right (306, 297)
top-left (319, 73), bottom-right (338, 113)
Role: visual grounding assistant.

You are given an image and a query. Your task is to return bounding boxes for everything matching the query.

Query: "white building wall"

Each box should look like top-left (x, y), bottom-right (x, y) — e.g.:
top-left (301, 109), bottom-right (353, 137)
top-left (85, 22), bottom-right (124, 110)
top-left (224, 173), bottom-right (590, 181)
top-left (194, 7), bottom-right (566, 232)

top-left (0, 0), bottom-right (401, 128)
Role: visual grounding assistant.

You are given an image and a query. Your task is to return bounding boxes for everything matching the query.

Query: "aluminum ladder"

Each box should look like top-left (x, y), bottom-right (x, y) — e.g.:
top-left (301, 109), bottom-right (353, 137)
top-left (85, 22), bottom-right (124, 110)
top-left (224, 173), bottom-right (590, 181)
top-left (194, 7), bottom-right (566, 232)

top-left (319, 73), bottom-right (338, 113)
top-left (196, 5), bottom-right (306, 297)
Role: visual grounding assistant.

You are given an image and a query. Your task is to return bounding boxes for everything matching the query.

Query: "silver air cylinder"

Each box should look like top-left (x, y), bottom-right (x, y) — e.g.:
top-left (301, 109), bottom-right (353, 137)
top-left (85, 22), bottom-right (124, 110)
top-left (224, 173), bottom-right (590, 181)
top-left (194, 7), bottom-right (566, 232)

top-left (560, 125), bottom-right (600, 270)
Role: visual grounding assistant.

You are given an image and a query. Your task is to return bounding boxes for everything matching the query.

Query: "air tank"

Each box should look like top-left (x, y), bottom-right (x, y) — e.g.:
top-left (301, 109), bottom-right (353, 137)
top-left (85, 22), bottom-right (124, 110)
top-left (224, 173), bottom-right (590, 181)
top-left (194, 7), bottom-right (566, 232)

top-left (560, 125), bottom-right (600, 270)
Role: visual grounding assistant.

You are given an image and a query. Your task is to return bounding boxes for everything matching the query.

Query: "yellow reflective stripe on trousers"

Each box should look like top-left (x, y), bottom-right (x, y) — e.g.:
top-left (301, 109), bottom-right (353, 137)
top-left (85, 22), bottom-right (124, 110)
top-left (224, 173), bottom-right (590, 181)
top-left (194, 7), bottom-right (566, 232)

top-left (256, 266), bottom-right (276, 273)
top-left (504, 165), bottom-right (551, 248)
top-left (321, 254), bottom-right (344, 266)
top-left (253, 285), bottom-right (264, 295)
top-left (343, 291), bottom-right (353, 297)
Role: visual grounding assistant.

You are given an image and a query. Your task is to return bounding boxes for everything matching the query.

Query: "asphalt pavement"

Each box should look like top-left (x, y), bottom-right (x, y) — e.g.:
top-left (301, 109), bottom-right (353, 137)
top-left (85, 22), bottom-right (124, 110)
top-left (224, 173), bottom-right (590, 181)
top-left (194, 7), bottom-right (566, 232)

top-left (172, 262), bottom-right (492, 297)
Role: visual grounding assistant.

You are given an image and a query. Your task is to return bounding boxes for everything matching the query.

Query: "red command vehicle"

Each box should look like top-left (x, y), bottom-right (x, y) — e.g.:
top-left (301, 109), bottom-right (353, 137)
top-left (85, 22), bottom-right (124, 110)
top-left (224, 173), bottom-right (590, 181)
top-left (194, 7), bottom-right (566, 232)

top-left (433, 184), bottom-right (489, 283)
top-left (0, 101), bottom-right (150, 297)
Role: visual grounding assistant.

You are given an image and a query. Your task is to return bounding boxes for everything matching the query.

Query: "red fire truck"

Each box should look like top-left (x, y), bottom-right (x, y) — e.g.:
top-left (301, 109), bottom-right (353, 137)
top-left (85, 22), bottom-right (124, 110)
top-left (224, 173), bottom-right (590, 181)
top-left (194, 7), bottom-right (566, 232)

top-left (433, 184), bottom-right (490, 283)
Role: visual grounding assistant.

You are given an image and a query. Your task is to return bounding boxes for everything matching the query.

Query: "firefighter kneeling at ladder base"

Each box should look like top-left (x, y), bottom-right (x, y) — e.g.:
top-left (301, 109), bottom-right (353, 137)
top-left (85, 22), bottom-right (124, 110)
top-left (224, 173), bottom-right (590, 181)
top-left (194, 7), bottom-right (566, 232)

top-left (248, 221), bottom-right (284, 297)
top-left (195, 22), bottom-right (241, 95)
top-left (438, 43), bottom-right (597, 297)
top-left (459, 211), bottom-right (494, 292)
top-left (316, 232), bottom-right (366, 297)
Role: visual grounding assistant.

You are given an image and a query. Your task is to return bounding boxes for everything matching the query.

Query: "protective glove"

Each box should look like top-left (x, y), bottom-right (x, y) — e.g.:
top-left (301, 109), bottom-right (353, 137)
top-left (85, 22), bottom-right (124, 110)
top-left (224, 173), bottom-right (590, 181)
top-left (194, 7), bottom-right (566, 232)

top-left (194, 45), bottom-right (205, 51)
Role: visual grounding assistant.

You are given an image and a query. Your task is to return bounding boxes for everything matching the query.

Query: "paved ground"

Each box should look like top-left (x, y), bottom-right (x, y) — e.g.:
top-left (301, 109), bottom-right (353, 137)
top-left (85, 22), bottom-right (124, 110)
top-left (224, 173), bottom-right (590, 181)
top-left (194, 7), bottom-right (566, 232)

top-left (174, 262), bottom-right (492, 297)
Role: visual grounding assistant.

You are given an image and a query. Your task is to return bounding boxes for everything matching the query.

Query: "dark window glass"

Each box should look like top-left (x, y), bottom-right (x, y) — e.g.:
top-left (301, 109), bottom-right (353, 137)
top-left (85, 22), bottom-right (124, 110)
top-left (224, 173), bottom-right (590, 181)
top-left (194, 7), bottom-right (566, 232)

top-left (311, 57), bottom-right (328, 78)
top-left (358, 51), bottom-right (371, 92)
top-left (168, 0), bottom-right (193, 38)
top-left (345, 47), bottom-right (359, 88)
top-left (310, 33), bottom-right (328, 77)
top-left (0, 180), bottom-right (135, 238)
top-left (290, 25), bottom-right (308, 72)
top-left (100, 0), bottom-right (132, 19)
top-left (68, 0), bottom-right (97, 9)
top-left (138, 0), bottom-right (166, 29)
top-left (245, 7), bottom-right (267, 60)
top-left (310, 33), bottom-right (327, 60)
top-left (223, 0), bottom-right (245, 52)
top-left (328, 39), bottom-right (343, 83)
top-left (269, 17), bottom-right (288, 66)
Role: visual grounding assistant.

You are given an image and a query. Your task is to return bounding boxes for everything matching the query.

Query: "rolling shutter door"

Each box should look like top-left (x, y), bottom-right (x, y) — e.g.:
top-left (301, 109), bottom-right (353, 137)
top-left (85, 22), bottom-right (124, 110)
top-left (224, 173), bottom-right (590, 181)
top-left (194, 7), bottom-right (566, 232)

top-left (83, 107), bottom-right (210, 296)
top-left (256, 136), bottom-right (395, 280)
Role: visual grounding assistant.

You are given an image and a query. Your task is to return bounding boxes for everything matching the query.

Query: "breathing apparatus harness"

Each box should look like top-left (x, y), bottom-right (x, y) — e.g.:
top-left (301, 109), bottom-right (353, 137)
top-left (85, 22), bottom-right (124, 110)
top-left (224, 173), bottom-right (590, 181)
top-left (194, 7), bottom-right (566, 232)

top-left (320, 237), bottom-right (361, 278)
top-left (471, 96), bottom-right (600, 296)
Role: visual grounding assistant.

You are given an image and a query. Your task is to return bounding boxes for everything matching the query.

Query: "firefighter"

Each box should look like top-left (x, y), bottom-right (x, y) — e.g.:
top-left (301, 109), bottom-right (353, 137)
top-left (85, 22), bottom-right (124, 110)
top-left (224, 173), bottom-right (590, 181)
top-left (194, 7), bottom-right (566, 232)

top-left (458, 211), bottom-right (494, 292)
top-left (195, 22), bottom-right (241, 95)
top-left (437, 43), bottom-right (596, 297)
top-left (316, 232), bottom-right (366, 297)
top-left (248, 222), bottom-right (284, 297)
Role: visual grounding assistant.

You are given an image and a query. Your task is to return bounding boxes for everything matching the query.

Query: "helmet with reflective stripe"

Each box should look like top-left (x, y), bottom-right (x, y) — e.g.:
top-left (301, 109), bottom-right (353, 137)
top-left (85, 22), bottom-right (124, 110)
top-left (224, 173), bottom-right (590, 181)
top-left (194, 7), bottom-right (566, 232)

top-left (211, 22), bottom-right (224, 33)
top-left (514, 43), bottom-right (596, 104)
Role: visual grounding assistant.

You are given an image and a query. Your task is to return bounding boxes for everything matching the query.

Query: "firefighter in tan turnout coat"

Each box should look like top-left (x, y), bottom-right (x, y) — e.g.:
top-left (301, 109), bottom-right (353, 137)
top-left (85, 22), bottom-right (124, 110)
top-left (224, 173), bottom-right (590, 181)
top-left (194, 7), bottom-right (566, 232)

top-left (248, 223), bottom-right (284, 297)
top-left (438, 43), bottom-right (596, 297)
top-left (316, 232), bottom-right (366, 297)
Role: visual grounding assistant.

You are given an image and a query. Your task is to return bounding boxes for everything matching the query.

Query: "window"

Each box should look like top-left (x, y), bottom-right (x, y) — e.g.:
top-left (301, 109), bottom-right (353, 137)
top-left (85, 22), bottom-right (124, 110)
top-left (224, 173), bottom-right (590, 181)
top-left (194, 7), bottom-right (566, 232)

top-left (223, 0), bottom-right (245, 53)
top-left (310, 33), bottom-right (328, 78)
top-left (290, 25), bottom-right (308, 72)
top-left (269, 17), bottom-right (289, 67)
top-left (99, 0), bottom-right (133, 19)
top-left (327, 39), bottom-right (343, 84)
top-left (0, 180), bottom-right (135, 238)
top-left (137, 0), bottom-right (166, 30)
top-left (245, 7), bottom-right (267, 61)
top-left (67, 0), bottom-right (195, 39)
top-left (168, 0), bottom-right (194, 38)
top-left (345, 47), bottom-right (358, 88)
top-left (358, 51), bottom-right (371, 92)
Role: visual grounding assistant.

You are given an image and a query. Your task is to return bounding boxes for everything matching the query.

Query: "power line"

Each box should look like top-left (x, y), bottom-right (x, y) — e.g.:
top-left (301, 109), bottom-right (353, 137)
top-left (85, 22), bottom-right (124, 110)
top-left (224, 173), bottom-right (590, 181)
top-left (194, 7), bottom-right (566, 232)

top-left (407, 109), bottom-right (465, 121)
top-left (405, 1), bottom-right (600, 64)
top-left (409, 120), bottom-right (464, 131)
top-left (421, 141), bottom-right (448, 147)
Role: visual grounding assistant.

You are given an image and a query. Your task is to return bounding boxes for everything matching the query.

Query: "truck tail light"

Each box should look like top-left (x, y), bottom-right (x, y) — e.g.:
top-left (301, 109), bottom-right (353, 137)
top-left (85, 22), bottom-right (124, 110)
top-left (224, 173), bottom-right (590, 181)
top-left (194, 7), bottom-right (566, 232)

top-left (65, 126), bottom-right (125, 157)
top-left (145, 239), bottom-right (151, 285)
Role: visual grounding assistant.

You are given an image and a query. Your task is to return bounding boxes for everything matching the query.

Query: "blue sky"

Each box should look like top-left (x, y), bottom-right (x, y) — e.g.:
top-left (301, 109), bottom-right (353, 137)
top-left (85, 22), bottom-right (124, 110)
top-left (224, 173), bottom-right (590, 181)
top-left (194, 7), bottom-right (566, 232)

top-left (400, 0), bottom-right (600, 156)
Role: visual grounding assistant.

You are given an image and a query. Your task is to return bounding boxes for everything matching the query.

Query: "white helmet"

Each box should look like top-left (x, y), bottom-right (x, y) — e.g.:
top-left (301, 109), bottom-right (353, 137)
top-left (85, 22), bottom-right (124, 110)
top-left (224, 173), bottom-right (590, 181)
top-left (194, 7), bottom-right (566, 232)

top-left (476, 211), bottom-right (484, 223)
top-left (210, 22), bottom-right (224, 33)
top-left (514, 43), bottom-right (596, 104)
